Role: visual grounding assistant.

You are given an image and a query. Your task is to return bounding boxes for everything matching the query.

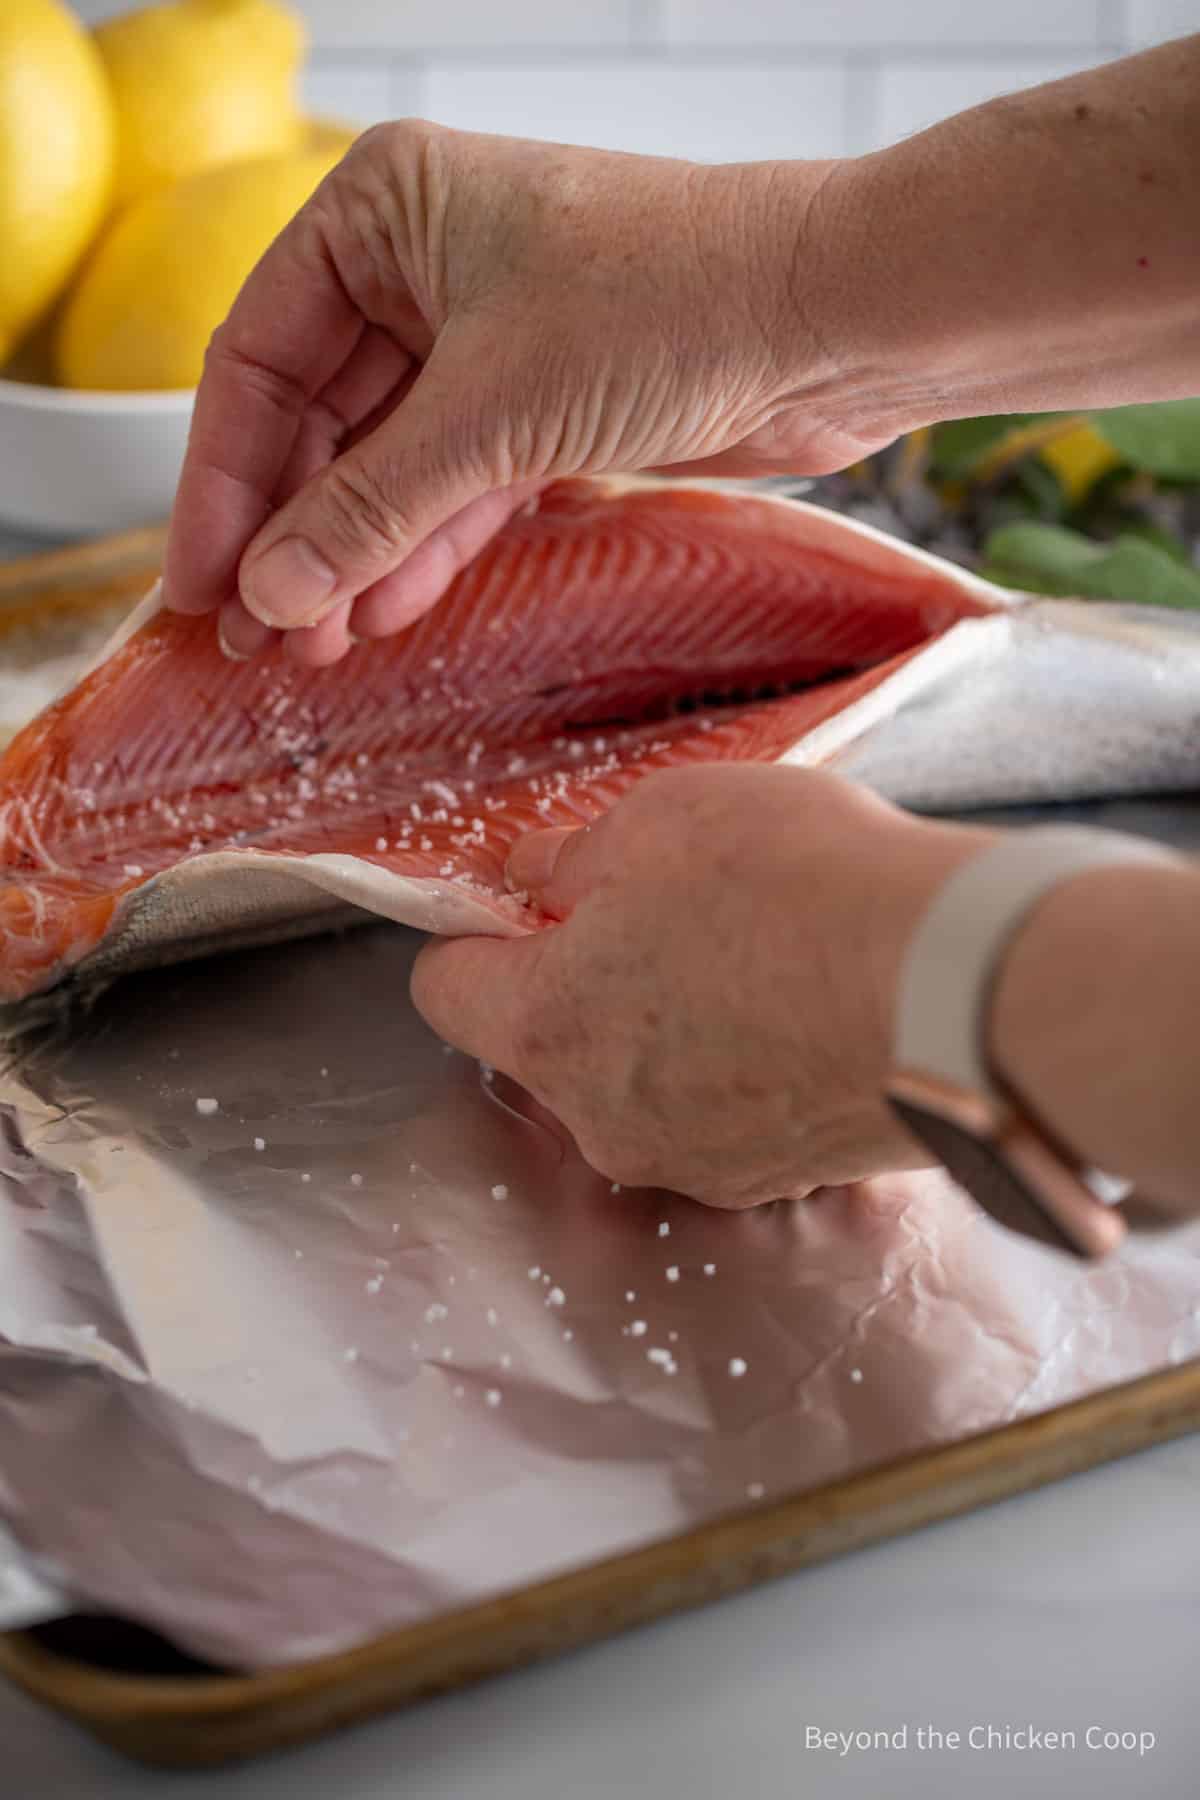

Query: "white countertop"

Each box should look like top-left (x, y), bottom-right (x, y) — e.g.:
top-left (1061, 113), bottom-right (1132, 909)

top-left (4, 1431), bottom-right (1199, 1799)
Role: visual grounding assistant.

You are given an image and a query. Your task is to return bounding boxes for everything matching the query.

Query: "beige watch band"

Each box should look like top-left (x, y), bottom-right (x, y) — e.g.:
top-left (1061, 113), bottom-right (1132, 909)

top-left (894, 825), bottom-right (1180, 1100)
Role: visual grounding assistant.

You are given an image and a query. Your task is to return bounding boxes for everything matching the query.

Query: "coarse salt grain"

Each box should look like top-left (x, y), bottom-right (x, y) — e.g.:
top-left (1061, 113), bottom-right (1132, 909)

top-left (657, 1221), bottom-right (670, 1238)
top-left (486, 1307), bottom-right (499, 1327)
top-left (343, 1346), bottom-right (359, 1363)
top-left (703, 1263), bottom-right (716, 1277)
top-left (629, 1320), bottom-right (647, 1337)
top-left (195, 1097), bottom-right (219, 1116)
top-left (528, 1266), bottom-right (541, 1280)
top-left (491, 1183), bottom-right (509, 1201)
top-left (253, 1136), bottom-right (265, 1151)
top-left (366, 1275), bottom-right (383, 1295)
top-left (665, 1265), bottom-right (680, 1282)
top-left (485, 1389), bottom-right (502, 1407)
top-left (625, 1290), bottom-right (636, 1303)
top-left (747, 1482), bottom-right (765, 1500)
top-left (546, 1287), bottom-right (565, 1307)
top-left (728, 1357), bottom-right (748, 1379)
top-left (849, 1367), bottom-right (864, 1384)
top-left (350, 1173), bottom-right (363, 1187)
top-left (424, 1302), bottom-right (448, 1323)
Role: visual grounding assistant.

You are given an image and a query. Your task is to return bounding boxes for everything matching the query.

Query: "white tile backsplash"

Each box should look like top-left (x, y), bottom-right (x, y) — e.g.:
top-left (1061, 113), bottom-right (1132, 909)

top-left (422, 61), bottom-right (849, 160)
top-left (65, 0), bottom-right (1191, 162)
top-left (662, 0), bottom-right (1107, 48)
top-left (1123, 0), bottom-right (1200, 44)
top-left (872, 51), bottom-right (1111, 149)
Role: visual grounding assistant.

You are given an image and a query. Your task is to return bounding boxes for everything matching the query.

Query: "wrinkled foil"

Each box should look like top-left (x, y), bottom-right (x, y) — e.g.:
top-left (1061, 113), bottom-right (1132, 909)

top-left (0, 873), bottom-right (1198, 1670)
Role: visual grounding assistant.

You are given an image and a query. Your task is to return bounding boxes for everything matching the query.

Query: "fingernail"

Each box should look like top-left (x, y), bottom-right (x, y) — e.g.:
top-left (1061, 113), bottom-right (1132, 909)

top-left (506, 828), bottom-right (571, 896)
top-left (241, 537), bottom-right (337, 627)
top-left (217, 620), bottom-right (249, 661)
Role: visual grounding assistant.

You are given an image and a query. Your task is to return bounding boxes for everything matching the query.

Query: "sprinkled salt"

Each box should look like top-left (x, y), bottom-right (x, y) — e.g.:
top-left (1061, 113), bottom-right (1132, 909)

top-left (350, 1173), bottom-right (363, 1187)
top-left (528, 1266), bottom-right (541, 1280)
top-left (123, 864), bottom-right (144, 878)
top-left (546, 1286), bottom-right (566, 1308)
top-left (253, 1136), bottom-right (265, 1151)
top-left (343, 1346), bottom-right (359, 1364)
top-left (194, 1097), bottom-right (219, 1116)
top-left (849, 1367), bottom-right (864, 1384)
top-left (485, 1307), bottom-right (499, 1327)
top-left (293, 1249), bottom-right (303, 1260)
top-left (629, 1320), bottom-right (647, 1337)
top-left (300, 1172), bottom-right (312, 1184)
top-left (424, 1302), bottom-right (448, 1324)
top-left (485, 1388), bottom-right (502, 1407)
top-left (441, 1347), bottom-right (453, 1361)
top-left (702, 1263), bottom-right (716, 1277)
top-left (375, 837), bottom-right (387, 851)
top-left (611, 1182), bottom-right (621, 1193)
top-left (747, 1482), bottom-right (765, 1501)
top-left (657, 1221), bottom-right (670, 1238)
top-left (625, 1290), bottom-right (636, 1303)
top-left (647, 1347), bottom-right (677, 1374)
top-left (728, 1357), bottom-right (748, 1379)
top-left (665, 1265), bottom-right (680, 1283)
top-left (366, 1275), bottom-right (383, 1296)
top-left (562, 1329), bottom-right (574, 1342)
top-left (491, 1183), bottom-right (509, 1201)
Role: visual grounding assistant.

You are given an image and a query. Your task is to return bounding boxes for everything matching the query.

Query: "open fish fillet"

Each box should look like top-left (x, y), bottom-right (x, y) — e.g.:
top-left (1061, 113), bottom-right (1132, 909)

top-left (0, 474), bottom-right (1197, 1004)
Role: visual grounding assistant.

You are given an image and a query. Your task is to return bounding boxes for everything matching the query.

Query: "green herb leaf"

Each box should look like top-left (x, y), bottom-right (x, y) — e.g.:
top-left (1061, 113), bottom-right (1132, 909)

top-left (1092, 399), bottom-right (1200, 480)
top-left (981, 522), bottom-right (1200, 609)
top-left (929, 415), bottom-right (1040, 479)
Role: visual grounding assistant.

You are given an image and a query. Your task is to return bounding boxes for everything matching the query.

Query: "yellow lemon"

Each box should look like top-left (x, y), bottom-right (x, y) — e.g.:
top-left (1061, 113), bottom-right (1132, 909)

top-left (57, 147), bottom-right (342, 391)
top-left (0, 0), bottom-right (114, 366)
top-left (306, 116), bottom-right (360, 159)
top-left (1039, 422), bottom-right (1123, 503)
top-left (95, 0), bottom-right (306, 210)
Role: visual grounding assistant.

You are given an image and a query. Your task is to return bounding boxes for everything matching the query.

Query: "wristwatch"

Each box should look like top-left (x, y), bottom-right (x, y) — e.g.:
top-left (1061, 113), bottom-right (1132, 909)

top-left (886, 826), bottom-right (1178, 1259)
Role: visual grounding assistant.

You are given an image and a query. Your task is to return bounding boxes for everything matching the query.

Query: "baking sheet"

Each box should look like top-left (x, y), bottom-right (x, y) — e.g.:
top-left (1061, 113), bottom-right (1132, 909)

top-left (0, 914), bottom-right (1197, 1671)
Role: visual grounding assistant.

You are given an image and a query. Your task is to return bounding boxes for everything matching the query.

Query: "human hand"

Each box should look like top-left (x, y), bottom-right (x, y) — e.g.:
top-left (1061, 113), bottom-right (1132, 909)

top-left (164, 123), bottom-right (895, 666)
top-left (410, 766), bottom-right (995, 1206)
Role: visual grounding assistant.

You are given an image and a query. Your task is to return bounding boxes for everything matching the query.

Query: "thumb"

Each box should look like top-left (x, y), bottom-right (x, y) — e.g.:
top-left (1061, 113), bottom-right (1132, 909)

top-left (237, 351), bottom-right (492, 629)
top-left (507, 820), bottom-right (614, 919)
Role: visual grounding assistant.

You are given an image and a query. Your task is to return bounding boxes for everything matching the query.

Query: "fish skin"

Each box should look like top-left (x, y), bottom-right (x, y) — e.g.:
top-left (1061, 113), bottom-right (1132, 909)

top-left (0, 473), bottom-right (1062, 1004)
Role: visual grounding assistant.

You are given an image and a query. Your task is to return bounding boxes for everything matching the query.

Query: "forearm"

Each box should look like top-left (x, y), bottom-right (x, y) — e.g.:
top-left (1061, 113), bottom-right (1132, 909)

top-left (808, 37), bottom-right (1200, 437)
top-left (987, 859), bottom-right (1200, 1215)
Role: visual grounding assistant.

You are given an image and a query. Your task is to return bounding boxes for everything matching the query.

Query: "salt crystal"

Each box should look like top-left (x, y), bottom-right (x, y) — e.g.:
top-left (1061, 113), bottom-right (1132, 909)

top-left (375, 837), bottom-right (388, 851)
top-left (665, 1265), bottom-right (680, 1283)
top-left (546, 1286), bottom-right (566, 1307)
top-left (491, 1183), bottom-right (509, 1201)
top-left (647, 1347), bottom-right (677, 1374)
top-left (562, 1329), bottom-right (574, 1342)
top-left (668, 1330), bottom-right (678, 1342)
top-left (424, 1303), bottom-right (448, 1323)
top-left (728, 1357), bottom-right (748, 1379)
top-left (485, 1389), bottom-right (502, 1407)
top-left (629, 1320), bottom-right (647, 1337)
top-left (702, 1263), bottom-right (716, 1277)
top-left (611, 1182), bottom-right (622, 1193)
top-left (300, 1172), bottom-right (312, 1184)
top-left (366, 1275), bottom-right (383, 1296)
top-left (194, 1097), bottom-right (219, 1116)
top-left (849, 1367), bottom-right (864, 1384)
top-left (123, 864), bottom-right (144, 878)
top-left (528, 1266), bottom-right (541, 1280)
top-left (657, 1221), bottom-right (670, 1238)
top-left (343, 1346), bottom-right (359, 1364)
top-left (486, 1307), bottom-right (499, 1327)
top-left (747, 1482), bottom-right (765, 1500)
top-left (350, 1172), bottom-right (363, 1187)
top-left (499, 1353), bottom-right (512, 1368)
top-left (441, 1347), bottom-right (453, 1360)
top-left (253, 1136), bottom-right (266, 1151)
top-left (320, 1066), bottom-right (328, 1078)
top-left (294, 1249), bottom-right (303, 1260)
top-left (625, 1290), bottom-right (636, 1303)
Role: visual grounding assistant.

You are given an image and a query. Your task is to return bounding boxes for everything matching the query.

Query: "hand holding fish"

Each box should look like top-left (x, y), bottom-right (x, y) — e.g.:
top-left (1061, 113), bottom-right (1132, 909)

top-left (412, 764), bottom-right (1200, 1217)
top-left (166, 37), bottom-right (1200, 667)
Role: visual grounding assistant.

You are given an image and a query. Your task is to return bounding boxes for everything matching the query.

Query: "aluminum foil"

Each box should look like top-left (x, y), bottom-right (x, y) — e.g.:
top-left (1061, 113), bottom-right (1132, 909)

top-left (0, 908), bottom-right (1198, 1671)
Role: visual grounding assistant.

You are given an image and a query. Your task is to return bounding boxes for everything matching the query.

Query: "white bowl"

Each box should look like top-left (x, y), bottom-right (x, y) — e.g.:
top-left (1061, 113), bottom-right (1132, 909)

top-left (0, 376), bottom-right (194, 540)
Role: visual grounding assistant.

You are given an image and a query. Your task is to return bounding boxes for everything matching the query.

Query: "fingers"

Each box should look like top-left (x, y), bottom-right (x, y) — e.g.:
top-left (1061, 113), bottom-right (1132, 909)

top-left (506, 816), bottom-right (615, 919)
top-left (349, 482), bottom-right (541, 641)
top-left (410, 932), bottom-right (550, 1075)
top-left (165, 198), bottom-right (366, 618)
top-left (236, 338), bottom-right (497, 630)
